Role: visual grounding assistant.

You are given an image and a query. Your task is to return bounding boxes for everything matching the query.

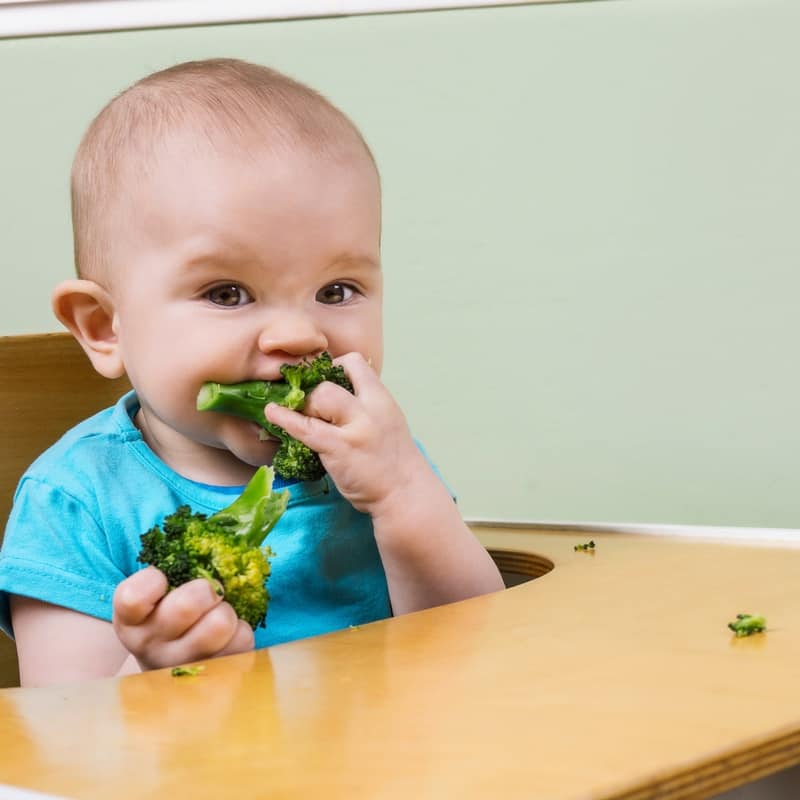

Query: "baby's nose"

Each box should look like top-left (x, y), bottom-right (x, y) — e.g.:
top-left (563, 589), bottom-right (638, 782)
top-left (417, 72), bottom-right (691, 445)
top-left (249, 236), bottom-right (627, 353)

top-left (256, 309), bottom-right (328, 359)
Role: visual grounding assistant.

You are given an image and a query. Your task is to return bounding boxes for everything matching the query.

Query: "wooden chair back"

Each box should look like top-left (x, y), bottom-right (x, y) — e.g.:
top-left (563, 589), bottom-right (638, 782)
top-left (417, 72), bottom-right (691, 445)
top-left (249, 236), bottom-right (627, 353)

top-left (0, 332), bottom-right (131, 687)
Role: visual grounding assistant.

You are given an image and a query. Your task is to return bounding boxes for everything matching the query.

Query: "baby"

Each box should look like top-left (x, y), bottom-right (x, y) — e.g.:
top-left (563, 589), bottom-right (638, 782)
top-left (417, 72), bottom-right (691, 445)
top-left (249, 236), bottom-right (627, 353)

top-left (0, 58), bottom-right (503, 687)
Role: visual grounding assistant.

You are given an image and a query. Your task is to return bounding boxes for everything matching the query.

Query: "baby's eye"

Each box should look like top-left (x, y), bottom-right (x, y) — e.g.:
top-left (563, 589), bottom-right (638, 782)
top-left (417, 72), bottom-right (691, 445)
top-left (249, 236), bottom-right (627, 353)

top-left (205, 284), bottom-right (252, 307)
top-left (316, 283), bottom-right (356, 305)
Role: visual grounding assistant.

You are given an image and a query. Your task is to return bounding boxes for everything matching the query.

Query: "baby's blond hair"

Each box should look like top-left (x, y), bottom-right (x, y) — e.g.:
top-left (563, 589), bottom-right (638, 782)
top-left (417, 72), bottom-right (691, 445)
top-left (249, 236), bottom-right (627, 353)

top-left (71, 58), bottom-right (376, 281)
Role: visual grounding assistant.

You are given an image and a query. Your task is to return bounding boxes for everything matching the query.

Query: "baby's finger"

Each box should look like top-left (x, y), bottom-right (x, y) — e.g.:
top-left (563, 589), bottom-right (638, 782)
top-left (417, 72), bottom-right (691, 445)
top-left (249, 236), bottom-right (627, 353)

top-left (146, 577), bottom-right (225, 643)
top-left (113, 566), bottom-right (168, 627)
top-left (265, 399), bottom-right (345, 454)
top-left (217, 618), bottom-right (256, 657)
top-left (168, 600), bottom-right (245, 662)
top-left (333, 352), bottom-right (380, 397)
top-left (302, 380), bottom-right (362, 427)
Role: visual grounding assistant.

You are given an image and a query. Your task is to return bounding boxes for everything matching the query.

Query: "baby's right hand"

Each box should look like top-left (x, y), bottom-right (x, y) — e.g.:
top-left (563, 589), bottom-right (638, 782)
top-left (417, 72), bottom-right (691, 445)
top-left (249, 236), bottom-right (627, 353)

top-left (112, 567), bottom-right (254, 671)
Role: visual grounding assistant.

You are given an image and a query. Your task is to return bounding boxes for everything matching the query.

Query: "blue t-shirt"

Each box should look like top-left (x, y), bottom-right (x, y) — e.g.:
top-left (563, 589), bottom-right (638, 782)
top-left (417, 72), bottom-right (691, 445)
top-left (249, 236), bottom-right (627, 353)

top-left (0, 392), bottom-right (391, 647)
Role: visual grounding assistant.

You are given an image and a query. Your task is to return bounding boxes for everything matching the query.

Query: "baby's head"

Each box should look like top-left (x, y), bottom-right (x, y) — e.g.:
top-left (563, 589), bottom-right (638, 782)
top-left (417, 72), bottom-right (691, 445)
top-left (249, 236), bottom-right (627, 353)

top-left (70, 57), bottom-right (379, 285)
top-left (55, 59), bottom-right (383, 483)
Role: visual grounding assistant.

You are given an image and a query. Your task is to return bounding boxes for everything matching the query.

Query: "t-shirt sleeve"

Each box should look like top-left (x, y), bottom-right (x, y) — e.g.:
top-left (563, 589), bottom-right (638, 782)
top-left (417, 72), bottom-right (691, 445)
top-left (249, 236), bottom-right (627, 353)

top-left (0, 477), bottom-right (125, 638)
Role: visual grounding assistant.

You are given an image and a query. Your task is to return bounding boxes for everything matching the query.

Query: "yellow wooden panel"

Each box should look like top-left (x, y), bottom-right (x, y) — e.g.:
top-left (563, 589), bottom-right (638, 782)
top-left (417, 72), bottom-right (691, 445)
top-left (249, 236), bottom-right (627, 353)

top-left (0, 333), bottom-right (131, 687)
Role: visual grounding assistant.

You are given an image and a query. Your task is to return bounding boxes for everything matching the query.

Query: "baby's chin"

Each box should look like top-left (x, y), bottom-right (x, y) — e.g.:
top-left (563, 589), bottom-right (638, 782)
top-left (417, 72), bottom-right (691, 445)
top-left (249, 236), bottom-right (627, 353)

top-left (225, 429), bottom-right (280, 469)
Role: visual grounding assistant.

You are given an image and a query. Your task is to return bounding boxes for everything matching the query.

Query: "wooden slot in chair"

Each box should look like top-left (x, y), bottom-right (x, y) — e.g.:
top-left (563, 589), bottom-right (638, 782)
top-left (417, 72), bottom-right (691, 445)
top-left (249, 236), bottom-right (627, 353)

top-left (0, 332), bottom-right (131, 687)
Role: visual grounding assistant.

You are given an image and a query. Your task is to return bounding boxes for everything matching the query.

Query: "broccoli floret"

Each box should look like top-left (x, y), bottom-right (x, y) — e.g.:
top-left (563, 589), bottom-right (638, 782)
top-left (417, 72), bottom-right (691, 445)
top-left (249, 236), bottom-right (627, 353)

top-left (728, 613), bottom-right (767, 637)
top-left (278, 352), bottom-right (352, 395)
top-left (273, 437), bottom-right (327, 483)
top-left (573, 540), bottom-right (596, 552)
top-left (196, 351), bottom-right (353, 481)
top-left (138, 466), bottom-right (288, 629)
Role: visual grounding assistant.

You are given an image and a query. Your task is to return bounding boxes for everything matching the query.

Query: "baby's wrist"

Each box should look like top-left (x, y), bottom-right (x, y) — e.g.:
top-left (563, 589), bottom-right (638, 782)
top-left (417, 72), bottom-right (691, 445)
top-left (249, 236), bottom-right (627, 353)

top-left (368, 465), bottom-right (454, 534)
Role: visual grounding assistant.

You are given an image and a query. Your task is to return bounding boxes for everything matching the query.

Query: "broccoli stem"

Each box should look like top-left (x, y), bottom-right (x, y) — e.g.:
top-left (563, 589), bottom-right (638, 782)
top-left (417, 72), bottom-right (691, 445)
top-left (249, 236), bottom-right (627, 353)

top-left (197, 380), bottom-right (298, 424)
top-left (209, 465), bottom-right (289, 548)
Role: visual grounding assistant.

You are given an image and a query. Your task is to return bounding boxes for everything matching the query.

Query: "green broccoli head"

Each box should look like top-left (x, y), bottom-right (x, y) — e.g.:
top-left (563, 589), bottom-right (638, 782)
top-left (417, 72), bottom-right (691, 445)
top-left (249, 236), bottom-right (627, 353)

top-left (273, 437), bottom-right (326, 483)
top-left (196, 351), bottom-right (354, 481)
top-left (280, 351), bottom-right (353, 396)
top-left (139, 506), bottom-right (198, 588)
top-left (138, 466), bottom-right (288, 629)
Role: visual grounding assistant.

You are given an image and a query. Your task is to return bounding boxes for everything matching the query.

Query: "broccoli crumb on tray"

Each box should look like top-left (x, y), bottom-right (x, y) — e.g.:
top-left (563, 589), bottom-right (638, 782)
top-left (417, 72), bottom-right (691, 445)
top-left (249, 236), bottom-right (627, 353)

top-left (138, 466), bottom-right (288, 629)
top-left (728, 613), bottom-right (767, 637)
top-left (197, 351), bottom-right (353, 482)
top-left (171, 665), bottom-right (206, 677)
top-left (574, 540), bottom-right (596, 552)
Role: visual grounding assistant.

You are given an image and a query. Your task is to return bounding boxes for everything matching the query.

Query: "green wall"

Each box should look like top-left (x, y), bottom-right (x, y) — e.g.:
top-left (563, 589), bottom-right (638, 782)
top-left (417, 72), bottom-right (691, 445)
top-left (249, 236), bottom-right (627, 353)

top-left (1, 1), bottom-right (798, 527)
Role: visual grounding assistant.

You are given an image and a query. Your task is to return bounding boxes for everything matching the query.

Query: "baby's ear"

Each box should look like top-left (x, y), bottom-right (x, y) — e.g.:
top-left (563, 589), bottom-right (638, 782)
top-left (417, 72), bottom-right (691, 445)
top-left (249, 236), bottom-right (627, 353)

top-left (51, 279), bottom-right (125, 379)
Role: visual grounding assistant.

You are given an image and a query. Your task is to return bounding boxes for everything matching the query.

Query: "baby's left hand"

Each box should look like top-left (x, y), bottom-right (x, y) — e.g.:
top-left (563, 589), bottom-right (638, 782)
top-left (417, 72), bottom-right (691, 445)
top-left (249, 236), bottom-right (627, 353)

top-left (267, 352), bottom-right (505, 614)
top-left (264, 352), bottom-right (427, 516)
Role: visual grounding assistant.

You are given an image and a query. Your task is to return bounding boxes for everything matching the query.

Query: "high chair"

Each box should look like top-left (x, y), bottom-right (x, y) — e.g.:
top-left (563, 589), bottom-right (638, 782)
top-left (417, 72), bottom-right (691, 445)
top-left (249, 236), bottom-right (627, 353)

top-left (0, 332), bottom-right (131, 687)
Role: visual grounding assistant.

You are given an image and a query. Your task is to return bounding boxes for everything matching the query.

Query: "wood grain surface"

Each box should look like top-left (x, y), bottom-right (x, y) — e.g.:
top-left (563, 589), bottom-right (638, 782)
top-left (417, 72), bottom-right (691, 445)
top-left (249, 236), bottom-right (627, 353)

top-left (1, 525), bottom-right (798, 800)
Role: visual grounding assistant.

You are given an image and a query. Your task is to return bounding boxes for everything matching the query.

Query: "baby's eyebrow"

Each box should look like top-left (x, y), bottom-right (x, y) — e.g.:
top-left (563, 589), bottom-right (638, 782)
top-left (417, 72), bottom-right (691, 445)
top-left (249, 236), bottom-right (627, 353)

top-left (329, 253), bottom-right (381, 271)
top-left (180, 243), bottom-right (274, 276)
top-left (177, 237), bottom-right (239, 268)
top-left (175, 239), bottom-right (382, 276)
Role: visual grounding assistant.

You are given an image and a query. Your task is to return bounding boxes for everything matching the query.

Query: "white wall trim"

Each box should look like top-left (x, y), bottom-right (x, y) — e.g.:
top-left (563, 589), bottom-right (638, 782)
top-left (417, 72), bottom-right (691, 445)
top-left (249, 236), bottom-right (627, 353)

top-left (0, 0), bottom-right (559, 39)
top-left (468, 519), bottom-right (800, 548)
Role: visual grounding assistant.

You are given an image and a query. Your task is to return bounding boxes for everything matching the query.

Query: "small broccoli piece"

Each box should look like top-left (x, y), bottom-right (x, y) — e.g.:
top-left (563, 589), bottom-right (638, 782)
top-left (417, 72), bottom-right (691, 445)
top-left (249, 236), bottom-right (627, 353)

top-left (196, 351), bottom-right (353, 481)
top-left (278, 352), bottom-right (352, 396)
top-left (171, 665), bottom-right (205, 677)
top-left (273, 437), bottom-right (327, 483)
top-left (138, 466), bottom-right (288, 629)
top-left (574, 540), bottom-right (596, 552)
top-left (728, 613), bottom-right (767, 637)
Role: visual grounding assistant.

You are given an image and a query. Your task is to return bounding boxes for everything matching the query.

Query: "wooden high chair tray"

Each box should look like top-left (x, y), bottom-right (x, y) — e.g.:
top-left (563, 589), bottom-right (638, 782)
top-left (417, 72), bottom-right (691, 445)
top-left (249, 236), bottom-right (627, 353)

top-left (1, 524), bottom-right (799, 800)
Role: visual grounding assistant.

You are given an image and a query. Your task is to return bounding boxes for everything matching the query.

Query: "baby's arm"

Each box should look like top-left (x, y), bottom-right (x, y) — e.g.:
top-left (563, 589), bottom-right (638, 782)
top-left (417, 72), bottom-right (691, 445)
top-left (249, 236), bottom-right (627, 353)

top-left (10, 569), bottom-right (253, 687)
top-left (11, 595), bottom-right (136, 686)
top-left (264, 353), bottom-right (504, 614)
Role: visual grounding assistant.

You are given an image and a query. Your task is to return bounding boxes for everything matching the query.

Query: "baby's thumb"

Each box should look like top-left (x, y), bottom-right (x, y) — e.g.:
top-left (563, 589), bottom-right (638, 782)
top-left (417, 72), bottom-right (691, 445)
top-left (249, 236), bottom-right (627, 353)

top-left (113, 566), bottom-right (168, 627)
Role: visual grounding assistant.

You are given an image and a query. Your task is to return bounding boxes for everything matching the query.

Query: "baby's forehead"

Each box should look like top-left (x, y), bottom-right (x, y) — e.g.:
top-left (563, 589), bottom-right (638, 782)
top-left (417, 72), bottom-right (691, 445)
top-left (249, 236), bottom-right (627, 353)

top-left (72, 59), bottom-right (378, 280)
top-left (109, 119), bottom-right (379, 236)
top-left (96, 87), bottom-right (377, 220)
top-left (101, 118), bottom-right (380, 267)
